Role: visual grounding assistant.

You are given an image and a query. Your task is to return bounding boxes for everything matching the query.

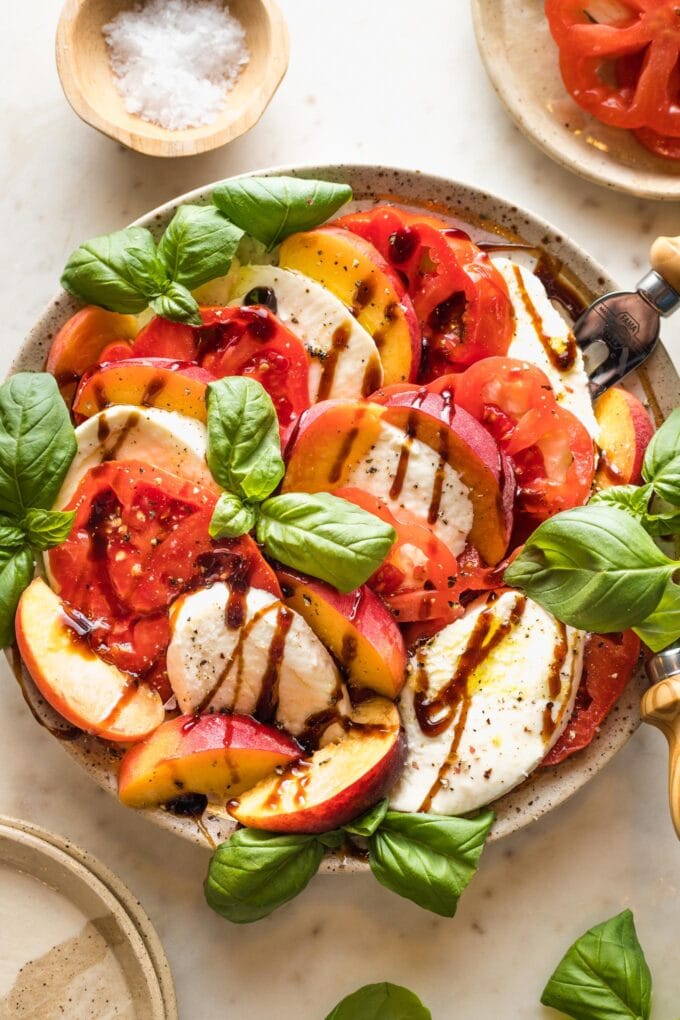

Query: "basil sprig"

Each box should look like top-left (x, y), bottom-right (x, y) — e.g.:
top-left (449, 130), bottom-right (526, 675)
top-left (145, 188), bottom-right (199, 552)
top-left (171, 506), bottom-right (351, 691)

top-left (325, 983), bottom-right (431, 1020)
top-left (0, 374), bottom-right (77, 647)
top-left (205, 377), bottom-right (395, 593)
top-left (541, 909), bottom-right (652, 1020)
top-left (204, 802), bottom-right (493, 924)
top-left (61, 204), bottom-right (243, 326)
top-left (212, 175), bottom-right (353, 250)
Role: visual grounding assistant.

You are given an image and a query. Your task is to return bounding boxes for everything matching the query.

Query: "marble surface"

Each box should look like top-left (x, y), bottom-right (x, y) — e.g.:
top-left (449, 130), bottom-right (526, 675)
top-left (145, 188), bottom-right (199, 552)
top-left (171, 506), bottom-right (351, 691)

top-left (2, 2), bottom-right (680, 1017)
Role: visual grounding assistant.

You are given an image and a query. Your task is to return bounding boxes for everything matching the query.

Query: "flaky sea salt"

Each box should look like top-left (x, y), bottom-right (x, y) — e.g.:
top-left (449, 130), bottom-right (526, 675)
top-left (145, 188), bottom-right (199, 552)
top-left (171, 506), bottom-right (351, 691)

top-left (103, 0), bottom-right (249, 131)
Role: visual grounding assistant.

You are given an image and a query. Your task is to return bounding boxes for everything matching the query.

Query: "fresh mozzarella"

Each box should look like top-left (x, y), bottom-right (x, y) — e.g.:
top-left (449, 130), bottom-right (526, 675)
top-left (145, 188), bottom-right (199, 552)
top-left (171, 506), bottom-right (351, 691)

top-left (229, 265), bottom-right (384, 401)
top-left (55, 405), bottom-right (214, 509)
top-left (493, 257), bottom-right (600, 441)
top-left (166, 583), bottom-right (350, 741)
top-left (390, 590), bottom-right (585, 815)
top-left (345, 419), bottom-right (473, 554)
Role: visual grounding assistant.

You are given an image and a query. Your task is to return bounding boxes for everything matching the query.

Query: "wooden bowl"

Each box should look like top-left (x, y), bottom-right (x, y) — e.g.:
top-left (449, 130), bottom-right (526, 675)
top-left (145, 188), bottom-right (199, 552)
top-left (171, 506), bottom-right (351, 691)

top-left (55, 0), bottom-right (289, 157)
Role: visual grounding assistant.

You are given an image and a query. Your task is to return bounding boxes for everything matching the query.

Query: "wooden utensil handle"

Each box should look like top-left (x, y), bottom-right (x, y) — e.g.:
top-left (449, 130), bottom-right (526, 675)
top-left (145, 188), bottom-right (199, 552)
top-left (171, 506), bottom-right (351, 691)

top-left (641, 676), bottom-right (680, 839)
top-left (649, 236), bottom-right (680, 292)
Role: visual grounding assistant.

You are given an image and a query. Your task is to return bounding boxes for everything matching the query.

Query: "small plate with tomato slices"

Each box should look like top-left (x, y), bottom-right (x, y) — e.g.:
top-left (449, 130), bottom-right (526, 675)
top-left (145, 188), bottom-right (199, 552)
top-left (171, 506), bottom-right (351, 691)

top-left (6, 164), bottom-right (679, 866)
top-left (472, 0), bottom-right (680, 201)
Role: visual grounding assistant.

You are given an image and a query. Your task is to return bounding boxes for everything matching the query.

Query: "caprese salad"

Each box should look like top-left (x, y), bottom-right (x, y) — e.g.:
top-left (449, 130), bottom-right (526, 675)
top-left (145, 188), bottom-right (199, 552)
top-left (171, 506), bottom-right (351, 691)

top-left (6, 175), bottom-right (653, 855)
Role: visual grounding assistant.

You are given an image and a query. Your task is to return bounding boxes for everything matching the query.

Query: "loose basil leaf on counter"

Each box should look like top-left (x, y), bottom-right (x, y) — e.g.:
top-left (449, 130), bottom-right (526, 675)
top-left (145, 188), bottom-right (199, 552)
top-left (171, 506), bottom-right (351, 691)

top-left (504, 506), bottom-right (675, 633)
top-left (642, 406), bottom-right (680, 505)
top-left (23, 508), bottom-right (75, 550)
top-left (61, 226), bottom-right (167, 314)
top-left (588, 483), bottom-right (651, 519)
top-left (149, 280), bottom-right (201, 326)
top-left (368, 810), bottom-right (494, 918)
top-left (209, 492), bottom-right (257, 540)
top-left (343, 799), bottom-right (389, 839)
top-left (325, 982), bottom-right (432, 1020)
top-left (256, 492), bottom-right (396, 594)
top-left (0, 374), bottom-right (77, 518)
top-left (206, 377), bottom-right (284, 502)
top-left (204, 829), bottom-right (324, 924)
top-left (212, 175), bottom-right (353, 249)
top-left (0, 547), bottom-right (34, 648)
top-left (634, 577), bottom-right (680, 651)
top-left (157, 204), bottom-right (243, 291)
top-left (0, 519), bottom-right (26, 549)
top-left (541, 909), bottom-right (651, 1020)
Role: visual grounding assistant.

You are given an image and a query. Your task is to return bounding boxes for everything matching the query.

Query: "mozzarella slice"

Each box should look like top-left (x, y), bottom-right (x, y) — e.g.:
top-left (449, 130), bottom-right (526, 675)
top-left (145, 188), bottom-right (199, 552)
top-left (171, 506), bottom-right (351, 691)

top-left (493, 257), bottom-right (600, 441)
top-left (229, 265), bottom-right (384, 402)
top-left (166, 583), bottom-right (350, 740)
top-left (390, 590), bottom-right (585, 815)
top-left (345, 420), bottom-right (473, 554)
top-left (55, 406), bottom-right (213, 509)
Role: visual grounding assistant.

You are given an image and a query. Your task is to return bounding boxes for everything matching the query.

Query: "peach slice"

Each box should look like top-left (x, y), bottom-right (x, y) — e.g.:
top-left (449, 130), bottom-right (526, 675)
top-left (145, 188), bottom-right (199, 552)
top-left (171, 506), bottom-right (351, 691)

top-left (229, 698), bottom-right (405, 833)
top-left (279, 227), bottom-right (420, 383)
top-left (277, 568), bottom-right (407, 699)
top-left (46, 306), bottom-right (138, 405)
top-left (594, 386), bottom-right (654, 489)
top-left (15, 578), bottom-right (164, 742)
top-left (71, 357), bottom-right (212, 423)
top-left (118, 713), bottom-right (301, 808)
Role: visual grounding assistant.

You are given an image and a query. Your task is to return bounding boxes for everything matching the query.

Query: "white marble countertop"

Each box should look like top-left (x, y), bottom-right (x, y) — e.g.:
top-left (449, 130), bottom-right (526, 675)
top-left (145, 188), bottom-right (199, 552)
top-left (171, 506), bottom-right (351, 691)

top-left (2, 2), bottom-right (680, 1017)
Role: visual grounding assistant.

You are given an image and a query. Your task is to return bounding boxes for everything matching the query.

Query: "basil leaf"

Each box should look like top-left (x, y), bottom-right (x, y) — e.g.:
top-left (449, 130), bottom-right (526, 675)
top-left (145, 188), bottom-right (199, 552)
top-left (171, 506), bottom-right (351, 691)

top-left (589, 484), bottom-right (651, 519)
top-left (634, 576), bottom-right (680, 651)
top-left (158, 204), bottom-right (243, 290)
top-left (256, 492), bottom-right (396, 594)
top-left (206, 377), bottom-right (284, 501)
top-left (212, 175), bottom-right (353, 249)
top-left (22, 508), bottom-right (75, 550)
top-left (0, 518), bottom-right (26, 549)
top-left (209, 492), bottom-right (257, 539)
top-left (316, 830), bottom-right (345, 849)
top-left (0, 374), bottom-right (77, 518)
top-left (343, 799), bottom-right (389, 838)
top-left (0, 547), bottom-right (34, 648)
top-left (325, 982), bottom-right (431, 1020)
top-left (641, 509), bottom-right (680, 537)
top-left (504, 506), bottom-right (675, 633)
top-left (541, 909), bottom-right (652, 1020)
top-left (368, 810), bottom-right (494, 918)
top-left (61, 226), bottom-right (166, 314)
top-left (643, 407), bottom-right (680, 505)
top-left (149, 281), bottom-right (201, 326)
top-left (204, 829), bottom-right (324, 924)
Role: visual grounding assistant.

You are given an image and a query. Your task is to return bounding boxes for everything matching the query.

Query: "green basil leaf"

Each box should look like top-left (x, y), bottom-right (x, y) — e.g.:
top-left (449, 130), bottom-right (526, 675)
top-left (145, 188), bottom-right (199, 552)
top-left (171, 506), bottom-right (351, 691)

top-left (325, 982), bottom-right (431, 1020)
top-left (209, 492), bottom-right (257, 539)
top-left (0, 518), bottom-right (26, 549)
top-left (589, 484), bottom-right (651, 518)
top-left (256, 492), bottom-right (396, 594)
top-left (504, 506), bottom-right (675, 633)
top-left (343, 799), bottom-right (389, 838)
top-left (642, 407), bottom-right (680, 505)
top-left (204, 829), bottom-right (323, 924)
top-left (206, 377), bottom-right (284, 501)
top-left (61, 226), bottom-right (166, 313)
top-left (158, 204), bottom-right (243, 290)
top-left (0, 547), bottom-right (34, 648)
top-left (368, 810), bottom-right (494, 918)
top-left (0, 374), bottom-right (77, 518)
top-left (634, 576), bottom-right (680, 651)
top-left (22, 508), bottom-right (75, 550)
top-left (212, 175), bottom-right (353, 249)
top-left (149, 281), bottom-right (201, 326)
top-left (541, 909), bottom-right (652, 1020)
top-left (641, 509), bottom-right (680, 537)
top-left (316, 829), bottom-right (345, 850)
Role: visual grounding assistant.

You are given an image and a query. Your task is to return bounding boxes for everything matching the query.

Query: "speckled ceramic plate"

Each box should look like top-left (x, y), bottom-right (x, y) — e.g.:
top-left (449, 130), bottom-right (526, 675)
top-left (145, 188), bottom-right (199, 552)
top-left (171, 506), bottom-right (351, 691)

top-left (5, 164), bottom-right (677, 871)
top-left (0, 815), bottom-right (177, 1017)
top-left (472, 0), bottom-right (680, 201)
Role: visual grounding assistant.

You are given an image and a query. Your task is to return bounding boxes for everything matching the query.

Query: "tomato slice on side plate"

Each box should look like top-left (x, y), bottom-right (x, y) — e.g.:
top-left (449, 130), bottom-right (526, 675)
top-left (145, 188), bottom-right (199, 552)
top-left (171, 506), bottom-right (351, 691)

top-left (543, 630), bottom-right (641, 766)
top-left (48, 460), bottom-right (280, 678)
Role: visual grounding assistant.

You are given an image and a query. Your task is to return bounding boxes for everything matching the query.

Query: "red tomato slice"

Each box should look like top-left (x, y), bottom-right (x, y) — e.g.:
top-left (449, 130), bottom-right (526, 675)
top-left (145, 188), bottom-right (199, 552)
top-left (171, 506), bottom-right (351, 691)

top-left (99, 341), bottom-right (134, 362)
top-left (131, 316), bottom-right (199, 361)
top-left (336, 206), bottom-right (514, 379)
top-left (543, 630), bottom-right (641, 766)
top-left (618, 49), bottom-right (680, 158)
top-left (49, 460), bottom-right (280, 677)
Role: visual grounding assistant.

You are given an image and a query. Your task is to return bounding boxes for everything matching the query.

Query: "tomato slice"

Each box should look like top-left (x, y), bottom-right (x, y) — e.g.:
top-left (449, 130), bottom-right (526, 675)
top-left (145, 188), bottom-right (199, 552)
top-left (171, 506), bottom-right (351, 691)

top-left (131, 316), bottom-right (199, 361)
top-left (336, 206), bottom-right (514, 379)
top-left (543, 630), bottom-right (641, 766)
top-left (46, 307), bottom-right (138, 405)
top-left (618, 48), bottom-right (680, 157)
top-left (48, 460), bottom-right (280, 677)
top-left (546, 0), bottom-right (680, 134)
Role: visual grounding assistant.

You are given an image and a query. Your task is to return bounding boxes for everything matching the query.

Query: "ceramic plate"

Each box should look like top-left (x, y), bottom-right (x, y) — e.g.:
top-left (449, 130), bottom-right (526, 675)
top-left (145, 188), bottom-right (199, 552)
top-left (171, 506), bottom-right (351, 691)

top-left (472, 0), bottom-right (680, 201)
top-left (6, 164), bottom-right (677, 870)
top-left (0, 815), bottom-right (177, 1017)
